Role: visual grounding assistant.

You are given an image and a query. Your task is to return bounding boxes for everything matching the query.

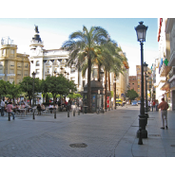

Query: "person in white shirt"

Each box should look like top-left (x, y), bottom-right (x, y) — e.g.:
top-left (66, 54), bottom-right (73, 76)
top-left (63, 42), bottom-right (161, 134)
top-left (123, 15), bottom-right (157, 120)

top-left (1, 99), bottom-right (5, 116)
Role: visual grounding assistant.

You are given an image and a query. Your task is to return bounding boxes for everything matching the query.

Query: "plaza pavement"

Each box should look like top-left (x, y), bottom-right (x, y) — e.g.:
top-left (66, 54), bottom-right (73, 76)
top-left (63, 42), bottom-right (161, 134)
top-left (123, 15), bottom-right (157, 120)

top-left (0, 105), bottom-right (175, 157)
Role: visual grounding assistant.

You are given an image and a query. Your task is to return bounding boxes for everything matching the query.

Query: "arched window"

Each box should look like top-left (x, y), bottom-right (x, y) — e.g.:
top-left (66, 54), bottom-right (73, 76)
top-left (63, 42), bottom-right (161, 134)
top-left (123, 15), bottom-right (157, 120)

top-left (36, 61), bottom-right (40, 66)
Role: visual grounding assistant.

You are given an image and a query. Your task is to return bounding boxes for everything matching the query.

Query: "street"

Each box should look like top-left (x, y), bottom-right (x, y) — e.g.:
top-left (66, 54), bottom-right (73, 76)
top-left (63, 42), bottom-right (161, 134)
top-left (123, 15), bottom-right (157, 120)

top-left (0, 105), bottom-right (140, 157)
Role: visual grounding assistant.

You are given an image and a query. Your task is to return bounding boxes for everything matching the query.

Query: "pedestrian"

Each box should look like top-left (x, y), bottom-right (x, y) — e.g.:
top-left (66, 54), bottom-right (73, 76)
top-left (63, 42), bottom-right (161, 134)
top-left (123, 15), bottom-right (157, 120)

top-left (6, 101), bottom-right (15, 121)
top-left (37, 104), bottom-right (41, 115)
top-left (150, 101), bottom-right (152, 112)
top-left (1, 98), bottom-right (6, 116)
top-left (152, 100), bottom-right (155, 111)
top-left (158, 98), bottom-right (169, 129)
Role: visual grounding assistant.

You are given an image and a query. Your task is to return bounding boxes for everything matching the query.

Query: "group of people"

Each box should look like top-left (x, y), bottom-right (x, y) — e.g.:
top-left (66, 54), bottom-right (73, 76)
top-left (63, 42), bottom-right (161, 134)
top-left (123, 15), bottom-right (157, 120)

top-left (148, 100), bottom-right (159, 111)
top-left (0, 99), bottom-right (33, 120)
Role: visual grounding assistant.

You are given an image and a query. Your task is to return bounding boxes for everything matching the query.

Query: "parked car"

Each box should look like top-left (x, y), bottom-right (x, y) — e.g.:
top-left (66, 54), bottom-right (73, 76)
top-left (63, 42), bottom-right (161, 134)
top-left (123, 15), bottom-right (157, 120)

top-left (137, 100), bottom-right (141, 104)
top-left (132, 101), bottom-right (138, 106)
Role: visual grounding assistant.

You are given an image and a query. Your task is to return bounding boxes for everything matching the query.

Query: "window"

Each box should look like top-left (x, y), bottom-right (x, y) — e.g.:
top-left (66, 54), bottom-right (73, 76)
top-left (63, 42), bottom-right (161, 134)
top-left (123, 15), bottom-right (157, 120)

top-left (2, 49), bottom-right (5, 56)
top-left (0, 69), bottom-right (3, 74)
top-left (132, 83), bottom-right (134, 85)
top-left (138, 85), bottom-right (140, 88)
top-left (36, 61), bottom-right (40, 66)
top-left (36, 69), bottom-right (40, 74)
top-left (24, 71), bottom-right (28, 76)
top-left (46, 69), bottom-right (50, 73)
top-left (17, 62), bottom-right (22, 68)
top-left (10, 69), bottom-right (14, 74)
top-left (10, 61), bottom-right (15, 67)
top-left (17, 70), bottom-right (21, 76)
top-left (11, 50), bottom-right (15, 55)
top-left (25, 63), bottom-right (28, 68)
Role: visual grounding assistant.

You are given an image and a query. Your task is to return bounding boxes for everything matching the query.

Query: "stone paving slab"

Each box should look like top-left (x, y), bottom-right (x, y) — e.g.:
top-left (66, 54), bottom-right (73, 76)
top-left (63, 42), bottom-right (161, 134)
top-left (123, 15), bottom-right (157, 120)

top-left (0, 106), bottom-right (175, 157)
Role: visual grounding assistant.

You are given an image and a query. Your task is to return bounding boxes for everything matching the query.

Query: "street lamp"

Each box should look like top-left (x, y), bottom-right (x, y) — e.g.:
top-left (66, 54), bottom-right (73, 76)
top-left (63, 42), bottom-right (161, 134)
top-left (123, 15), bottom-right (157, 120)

top-left (32, 71), bottom-right (36, 107)
top-left (143, 62), bottom-right (149, 113)
top-left (135, 21), bottom-right (148, 138)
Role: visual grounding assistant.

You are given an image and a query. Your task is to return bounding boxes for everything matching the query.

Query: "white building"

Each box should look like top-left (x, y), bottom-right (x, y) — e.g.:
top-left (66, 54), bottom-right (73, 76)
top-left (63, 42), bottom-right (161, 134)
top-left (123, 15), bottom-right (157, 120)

top-left (29, 26), bottom-right (87, 95)
top-left (29, 26), bottom-right (129, 104)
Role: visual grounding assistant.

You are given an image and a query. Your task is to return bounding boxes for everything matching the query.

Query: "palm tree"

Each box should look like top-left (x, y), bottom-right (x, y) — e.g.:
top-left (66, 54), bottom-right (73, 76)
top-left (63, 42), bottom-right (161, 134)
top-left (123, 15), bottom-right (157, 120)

top-left (112, 45), bottom-right (127, 109)
top-left (96, 41), bottom-right (116, 111)
top-left (62, 26), bottom-right (109, 112)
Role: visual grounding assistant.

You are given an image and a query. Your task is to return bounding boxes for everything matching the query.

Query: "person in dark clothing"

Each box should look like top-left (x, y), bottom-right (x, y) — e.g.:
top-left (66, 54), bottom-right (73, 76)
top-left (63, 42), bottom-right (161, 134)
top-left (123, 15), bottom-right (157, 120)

top-left (37, 104), bottom-right (41, 115)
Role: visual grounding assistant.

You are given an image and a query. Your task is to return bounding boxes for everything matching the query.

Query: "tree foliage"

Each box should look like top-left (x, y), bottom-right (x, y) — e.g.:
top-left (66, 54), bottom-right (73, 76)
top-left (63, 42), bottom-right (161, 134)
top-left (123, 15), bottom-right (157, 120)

top-left (62, 26), bottom-right (109, 112)
top-left (126, 89), bottom-right (139, 101)
top-left (19, 76), bottom-right (41, 105)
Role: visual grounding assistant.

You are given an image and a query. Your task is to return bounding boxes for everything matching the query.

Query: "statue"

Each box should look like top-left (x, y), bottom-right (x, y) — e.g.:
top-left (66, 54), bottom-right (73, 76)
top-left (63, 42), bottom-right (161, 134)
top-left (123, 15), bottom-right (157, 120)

top-left (34, 25), bottom-right (39, 33)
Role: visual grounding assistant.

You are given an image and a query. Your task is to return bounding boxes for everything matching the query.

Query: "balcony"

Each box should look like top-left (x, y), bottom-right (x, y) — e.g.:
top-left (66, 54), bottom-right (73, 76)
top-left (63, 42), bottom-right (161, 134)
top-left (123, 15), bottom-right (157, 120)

top-left (160, 63), bottom-right (171, 77)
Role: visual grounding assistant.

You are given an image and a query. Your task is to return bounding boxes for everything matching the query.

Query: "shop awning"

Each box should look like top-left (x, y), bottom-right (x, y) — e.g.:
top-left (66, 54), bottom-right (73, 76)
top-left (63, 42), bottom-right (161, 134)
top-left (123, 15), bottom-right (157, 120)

top-left (160, 81), bottom-right (170, 91)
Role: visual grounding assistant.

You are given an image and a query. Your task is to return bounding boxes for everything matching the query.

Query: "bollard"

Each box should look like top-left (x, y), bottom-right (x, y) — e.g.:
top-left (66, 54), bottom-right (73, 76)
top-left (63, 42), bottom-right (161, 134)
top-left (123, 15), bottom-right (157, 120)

top-left (73, 109), bottom-right (75, 116)
top-left (33, 110), bottom-right (35, 120)
top-left (54, 109), bottom-right (56, 119)
top-left (67, 110), bottom-right (70, 117)
top-left (8, 113), bottom-right (10, 121)
top-left (138, 127), bottom-right (143, 145)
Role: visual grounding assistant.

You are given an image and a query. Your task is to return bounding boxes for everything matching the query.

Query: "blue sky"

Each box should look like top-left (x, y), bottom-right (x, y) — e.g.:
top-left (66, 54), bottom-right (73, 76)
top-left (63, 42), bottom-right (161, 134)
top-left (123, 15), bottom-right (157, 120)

top-left (0, 18), bottom-right (159, 76)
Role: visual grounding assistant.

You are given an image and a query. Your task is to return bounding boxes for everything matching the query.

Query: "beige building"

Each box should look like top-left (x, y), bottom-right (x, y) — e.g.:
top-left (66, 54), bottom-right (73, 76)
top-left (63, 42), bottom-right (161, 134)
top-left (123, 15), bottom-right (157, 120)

top-left (0, 37), bottom-right (30, 84)
top-left (136, 65), bottom-right (152, 99)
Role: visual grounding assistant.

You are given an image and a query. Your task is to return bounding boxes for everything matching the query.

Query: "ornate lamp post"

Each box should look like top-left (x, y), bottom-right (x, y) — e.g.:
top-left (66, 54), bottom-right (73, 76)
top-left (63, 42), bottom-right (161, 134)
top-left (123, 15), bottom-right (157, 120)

top-left (32, 71), bottom-right (36, 120)
top-left (32, 71), bottom-right (36, 107)
top-left (143, 62), bottom-right (149, 113)
top-left (135, 21), bottom-right (148, 138)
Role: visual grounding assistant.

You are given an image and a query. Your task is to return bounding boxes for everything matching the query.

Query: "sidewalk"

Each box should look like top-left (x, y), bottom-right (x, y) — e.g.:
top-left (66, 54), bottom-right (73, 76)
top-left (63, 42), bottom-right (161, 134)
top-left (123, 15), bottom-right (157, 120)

top-left (0, 107), bottom-right (175, 157)
top-left (115, 109), bottom-right (175, 157)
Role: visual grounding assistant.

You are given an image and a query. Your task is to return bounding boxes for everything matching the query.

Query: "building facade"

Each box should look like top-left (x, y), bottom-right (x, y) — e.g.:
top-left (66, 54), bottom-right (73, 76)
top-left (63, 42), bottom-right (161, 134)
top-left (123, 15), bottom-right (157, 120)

top-left (0, 37), bottom-right (30, 84)
top-left (129, 76), bottom-right (138, 93)
top-left (165, 18), bottom-right (175, 110)
top-left (130, 65), bottom-right (153, 100)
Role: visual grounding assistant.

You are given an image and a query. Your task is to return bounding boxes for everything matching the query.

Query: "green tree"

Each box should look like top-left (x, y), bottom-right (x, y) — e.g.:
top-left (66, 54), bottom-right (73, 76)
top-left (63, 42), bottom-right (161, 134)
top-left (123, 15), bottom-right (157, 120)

top-left (6, 82), bottom-right (21, 103)
top-left (40, 79), bottom-right (49, 103)
top-left (0, 80), bottom-right (8, 100)
top-left (19, 76), bottom-right (40, 105)
top-left (126, 89), bottom-right (139, 101)
top-left (62, 26), bottom-right (109, 113)
top-left (46, 74), bottom-right (77, 104)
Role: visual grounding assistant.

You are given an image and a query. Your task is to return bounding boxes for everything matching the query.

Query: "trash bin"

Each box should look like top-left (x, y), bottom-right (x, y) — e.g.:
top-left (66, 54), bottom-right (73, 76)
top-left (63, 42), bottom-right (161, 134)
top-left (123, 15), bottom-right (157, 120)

top-left (83, 106), bottom-right (88, 113)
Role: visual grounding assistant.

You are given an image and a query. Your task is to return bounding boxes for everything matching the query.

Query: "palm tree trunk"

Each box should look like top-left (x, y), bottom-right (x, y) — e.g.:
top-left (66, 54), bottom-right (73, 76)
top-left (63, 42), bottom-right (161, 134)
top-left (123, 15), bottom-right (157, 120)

top-left (108, 71), bottom-right (110, 92)
top-left (104, 70), bottom-right (107, 111)
top-left (87, 56), bottom-right (92, 113)
top-left (98, 64), bottom-right (100, 82)
top-left (108, 71), bottom-right (111, 110)
top-left (113, 74), bottom-right (116, 109)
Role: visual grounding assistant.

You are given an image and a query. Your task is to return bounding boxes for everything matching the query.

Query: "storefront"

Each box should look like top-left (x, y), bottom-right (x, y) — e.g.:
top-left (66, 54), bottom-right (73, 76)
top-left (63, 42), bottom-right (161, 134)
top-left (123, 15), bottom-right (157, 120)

top-left (170, 79), bottom-right (175, 110)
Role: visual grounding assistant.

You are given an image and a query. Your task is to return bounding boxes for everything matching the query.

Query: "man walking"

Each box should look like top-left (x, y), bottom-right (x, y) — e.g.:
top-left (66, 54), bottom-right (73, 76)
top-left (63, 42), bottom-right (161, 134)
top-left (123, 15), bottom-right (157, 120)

top-left (6, 101), bottom-right (15, 121)
top-left (158, 98), bottom-right (169, 129)
top-left (1, 98), bottom-right (5, 116)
